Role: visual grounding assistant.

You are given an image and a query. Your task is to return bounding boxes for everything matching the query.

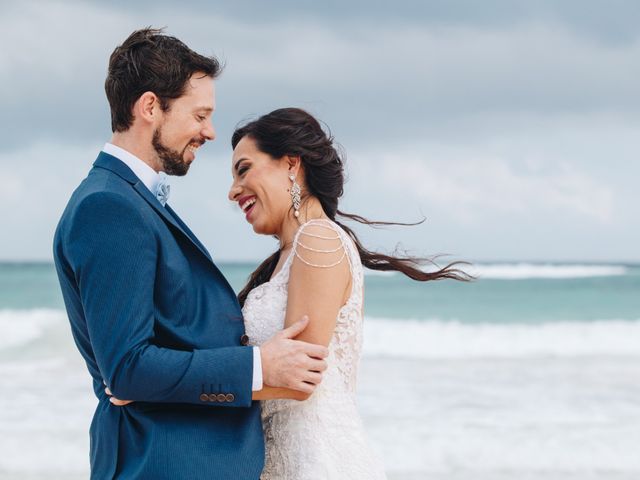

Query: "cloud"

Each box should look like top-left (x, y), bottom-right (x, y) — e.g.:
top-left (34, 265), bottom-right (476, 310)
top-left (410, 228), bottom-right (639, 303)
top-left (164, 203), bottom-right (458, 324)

top-left (0, 1), bottom-right (133, 148)
top-left (4, 112), bottom-right (635, 261)
top-left (1, 0), bottom-right (638, 262)
top-left (368, 150), bottom-right (614, 224)
top-left (1, 1), bottom-right (639, 151)
top-left (345, 109), bottom-right (640, 224)
top-left (0, 140), bottom-right (97, 260)
top-left (76, 0), bottom-right (640, 45)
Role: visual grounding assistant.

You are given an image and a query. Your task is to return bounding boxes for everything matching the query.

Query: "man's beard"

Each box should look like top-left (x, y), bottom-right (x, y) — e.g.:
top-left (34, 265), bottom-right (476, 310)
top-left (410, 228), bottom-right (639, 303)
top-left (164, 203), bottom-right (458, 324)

top-left (152, 128), bottom-right (191, 176)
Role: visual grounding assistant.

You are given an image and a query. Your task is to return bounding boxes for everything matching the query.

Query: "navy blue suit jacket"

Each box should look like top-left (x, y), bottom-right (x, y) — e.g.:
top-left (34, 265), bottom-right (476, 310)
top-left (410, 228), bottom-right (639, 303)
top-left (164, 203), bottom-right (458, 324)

top-left (53, 152), bottom-right (264, 479)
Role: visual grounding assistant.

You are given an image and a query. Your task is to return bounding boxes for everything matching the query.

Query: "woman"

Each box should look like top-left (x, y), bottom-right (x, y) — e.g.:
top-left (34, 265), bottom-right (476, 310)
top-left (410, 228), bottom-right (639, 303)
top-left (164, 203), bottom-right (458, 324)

top-left (108, 108), bottom-right (469, 477)
top-left (228, 108), bottom-right (469, 479)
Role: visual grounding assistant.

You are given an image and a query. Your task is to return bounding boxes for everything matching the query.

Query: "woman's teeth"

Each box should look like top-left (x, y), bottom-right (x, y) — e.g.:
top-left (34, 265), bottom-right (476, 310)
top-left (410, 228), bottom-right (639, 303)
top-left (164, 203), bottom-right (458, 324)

top-left (242, 198), bottom-right (256, 212)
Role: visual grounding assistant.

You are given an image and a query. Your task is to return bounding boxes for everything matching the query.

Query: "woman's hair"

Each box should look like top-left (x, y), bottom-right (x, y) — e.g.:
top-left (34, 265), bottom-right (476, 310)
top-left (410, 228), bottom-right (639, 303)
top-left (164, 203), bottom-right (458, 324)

top-left (232, 108), bottom-right (471, 306)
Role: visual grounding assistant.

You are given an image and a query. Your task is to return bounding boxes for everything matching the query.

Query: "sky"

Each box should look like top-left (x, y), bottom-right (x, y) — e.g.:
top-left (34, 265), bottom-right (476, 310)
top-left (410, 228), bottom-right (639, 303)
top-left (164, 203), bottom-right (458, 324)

top-left (1, 0), bottom-right (638, 263)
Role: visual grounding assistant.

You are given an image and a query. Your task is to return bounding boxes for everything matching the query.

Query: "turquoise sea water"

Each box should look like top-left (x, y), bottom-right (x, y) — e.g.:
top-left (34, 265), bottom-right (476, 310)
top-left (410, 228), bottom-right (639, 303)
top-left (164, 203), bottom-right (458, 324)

top-left (1, 261), bottom-right (639, 479)
top-left (3, 261), bottom-right (639, 323)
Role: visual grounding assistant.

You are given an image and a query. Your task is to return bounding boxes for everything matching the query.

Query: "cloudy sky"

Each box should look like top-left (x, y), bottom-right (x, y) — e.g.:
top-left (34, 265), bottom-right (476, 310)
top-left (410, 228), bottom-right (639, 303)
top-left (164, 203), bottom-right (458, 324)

top-left (1, 0), bottom-right (638, 263)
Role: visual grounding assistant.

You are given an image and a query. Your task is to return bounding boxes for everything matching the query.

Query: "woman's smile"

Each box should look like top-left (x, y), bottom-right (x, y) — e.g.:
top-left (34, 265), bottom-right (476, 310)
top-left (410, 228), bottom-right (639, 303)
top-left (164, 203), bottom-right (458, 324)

top-left (238, 195), bottom-right (258, 222)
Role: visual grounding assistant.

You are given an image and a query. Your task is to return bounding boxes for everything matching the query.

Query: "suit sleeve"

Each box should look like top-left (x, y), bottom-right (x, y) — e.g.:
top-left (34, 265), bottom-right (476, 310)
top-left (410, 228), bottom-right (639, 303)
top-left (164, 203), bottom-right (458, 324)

top-left (68, 191), bottom-right (253, 407)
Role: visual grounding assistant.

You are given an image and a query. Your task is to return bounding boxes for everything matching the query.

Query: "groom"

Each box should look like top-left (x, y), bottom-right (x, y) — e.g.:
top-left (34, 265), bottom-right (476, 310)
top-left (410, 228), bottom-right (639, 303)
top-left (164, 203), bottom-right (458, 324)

top-left (53, 28), bottom-right (328, 479)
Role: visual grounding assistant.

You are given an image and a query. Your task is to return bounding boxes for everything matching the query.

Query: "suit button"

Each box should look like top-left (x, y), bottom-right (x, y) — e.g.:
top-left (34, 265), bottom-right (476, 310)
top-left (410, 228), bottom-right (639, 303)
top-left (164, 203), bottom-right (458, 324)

top-left (240, 334), bottom-right (250, 346)
top-left (217, 393), bottom-right (227, 402)
top-left (225, 393), bottom-right (235, 402)
top-left (199, 393), bottom-right (209, 402)
top-left (208, 394), bottom-right (218, 402)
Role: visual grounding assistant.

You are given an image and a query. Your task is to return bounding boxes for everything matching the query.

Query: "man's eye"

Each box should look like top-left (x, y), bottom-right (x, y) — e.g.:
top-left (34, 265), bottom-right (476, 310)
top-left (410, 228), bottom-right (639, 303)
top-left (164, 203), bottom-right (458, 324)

top-left (197, 115), bottom-right (206, 121)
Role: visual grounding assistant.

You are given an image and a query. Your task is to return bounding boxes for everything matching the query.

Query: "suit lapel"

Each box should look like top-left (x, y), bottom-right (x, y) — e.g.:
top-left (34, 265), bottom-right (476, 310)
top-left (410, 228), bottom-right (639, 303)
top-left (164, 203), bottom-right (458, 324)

top-left (165, 205), bottom-right (213, 262)
top-left (93, 152), bottom-right (215, 265)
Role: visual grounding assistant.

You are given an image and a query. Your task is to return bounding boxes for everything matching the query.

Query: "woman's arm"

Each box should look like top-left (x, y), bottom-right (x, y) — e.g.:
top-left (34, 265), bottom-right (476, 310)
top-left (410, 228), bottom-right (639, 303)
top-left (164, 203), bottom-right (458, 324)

top-left (285, 222), bottom-right (351, 343)
top-left (258, 222), bottom-right (351, 401)
top-left (252, 386), bottom-right (308, 401)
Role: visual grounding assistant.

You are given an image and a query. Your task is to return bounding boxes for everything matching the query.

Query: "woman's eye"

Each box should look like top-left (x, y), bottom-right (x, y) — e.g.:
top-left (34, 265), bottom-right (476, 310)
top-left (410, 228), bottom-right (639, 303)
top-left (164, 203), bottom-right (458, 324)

top-left (197, 115), bottom-right (206, 121)
top-left (238, 166), bottom-right (249, 175)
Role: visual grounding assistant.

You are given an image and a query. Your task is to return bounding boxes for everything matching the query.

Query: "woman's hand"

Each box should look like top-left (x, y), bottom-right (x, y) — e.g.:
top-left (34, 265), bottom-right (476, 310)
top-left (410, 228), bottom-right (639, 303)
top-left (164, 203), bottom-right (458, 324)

top-left (105, 386), bottom-right (134, 406)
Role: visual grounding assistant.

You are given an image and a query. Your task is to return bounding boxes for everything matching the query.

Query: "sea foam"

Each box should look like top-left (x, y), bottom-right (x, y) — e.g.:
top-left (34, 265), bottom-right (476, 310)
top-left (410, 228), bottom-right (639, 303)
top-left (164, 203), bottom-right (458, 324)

top-left (0, 309), bottom-right (65, 350)
top-left (470, 263), bottom-right (629, 279)
top-left (364, 263), bottom-right (631, 279)
top-left (3, 309), bottom-right (639, 361)
top-left (363, 317), bottom-right (640, 359)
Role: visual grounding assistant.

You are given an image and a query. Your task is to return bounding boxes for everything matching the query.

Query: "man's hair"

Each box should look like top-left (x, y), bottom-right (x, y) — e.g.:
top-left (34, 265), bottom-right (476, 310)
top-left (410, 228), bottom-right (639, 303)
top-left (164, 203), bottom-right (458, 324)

top-left (105, 27), bottom-right (222, 132)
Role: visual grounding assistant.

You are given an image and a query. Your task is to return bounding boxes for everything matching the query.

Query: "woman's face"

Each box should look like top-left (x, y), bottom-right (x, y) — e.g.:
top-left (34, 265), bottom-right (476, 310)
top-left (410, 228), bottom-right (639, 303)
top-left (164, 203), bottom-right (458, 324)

top-left (229, 136), bottom-right (294, 235)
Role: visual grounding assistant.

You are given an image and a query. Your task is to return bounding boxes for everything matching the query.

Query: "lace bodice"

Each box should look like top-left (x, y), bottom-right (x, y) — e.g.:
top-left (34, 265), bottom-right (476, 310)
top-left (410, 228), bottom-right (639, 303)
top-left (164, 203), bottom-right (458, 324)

top-left (243, 219), bottom-right (364, 392)
top-left (242, 219), bottom-right (386, 479)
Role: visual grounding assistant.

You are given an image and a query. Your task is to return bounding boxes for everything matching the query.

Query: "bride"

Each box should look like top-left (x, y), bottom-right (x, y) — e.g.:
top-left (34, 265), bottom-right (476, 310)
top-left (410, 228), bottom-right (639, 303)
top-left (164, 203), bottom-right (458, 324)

top-left (228, 108), bottom-right (469, 479)
top-left (108, 108), bottom-right (468, 478)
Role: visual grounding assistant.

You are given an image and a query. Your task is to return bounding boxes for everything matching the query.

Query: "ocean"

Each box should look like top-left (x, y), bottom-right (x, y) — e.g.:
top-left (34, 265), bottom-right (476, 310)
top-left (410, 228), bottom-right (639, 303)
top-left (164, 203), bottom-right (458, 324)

top-left (1, 261), bottom-right (639, 479)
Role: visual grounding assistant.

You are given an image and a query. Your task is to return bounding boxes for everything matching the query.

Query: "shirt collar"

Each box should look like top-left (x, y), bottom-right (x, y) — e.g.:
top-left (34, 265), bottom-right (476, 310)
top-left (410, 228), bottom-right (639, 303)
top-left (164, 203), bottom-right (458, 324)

top-left (102, 143), bottom-right (163, 194)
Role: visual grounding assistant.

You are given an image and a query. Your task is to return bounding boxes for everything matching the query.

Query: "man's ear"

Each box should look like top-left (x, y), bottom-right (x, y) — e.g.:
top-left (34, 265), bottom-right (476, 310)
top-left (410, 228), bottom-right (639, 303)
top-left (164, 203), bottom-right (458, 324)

top-left (133, 91), bottom-right (160, 125)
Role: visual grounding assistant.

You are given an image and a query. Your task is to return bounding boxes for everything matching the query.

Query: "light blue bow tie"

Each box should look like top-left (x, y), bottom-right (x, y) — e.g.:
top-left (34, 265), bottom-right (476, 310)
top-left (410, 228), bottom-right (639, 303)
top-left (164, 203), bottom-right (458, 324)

top-left (155, 174), bottom-right (170, 206)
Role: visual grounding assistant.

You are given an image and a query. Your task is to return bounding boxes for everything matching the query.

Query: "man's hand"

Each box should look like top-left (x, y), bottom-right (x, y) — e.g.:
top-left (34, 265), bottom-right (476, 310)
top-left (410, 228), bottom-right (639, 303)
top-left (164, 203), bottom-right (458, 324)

top-left (105, 386), bottom-right (133, 406)
top-left (260, 316), bottom-right (329, 394)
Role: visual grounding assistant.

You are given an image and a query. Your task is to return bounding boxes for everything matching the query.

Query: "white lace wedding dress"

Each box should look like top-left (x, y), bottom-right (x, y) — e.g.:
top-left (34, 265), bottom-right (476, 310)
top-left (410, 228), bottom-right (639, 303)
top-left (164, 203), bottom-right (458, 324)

top-left (242, 219), bottom-right (387, 479)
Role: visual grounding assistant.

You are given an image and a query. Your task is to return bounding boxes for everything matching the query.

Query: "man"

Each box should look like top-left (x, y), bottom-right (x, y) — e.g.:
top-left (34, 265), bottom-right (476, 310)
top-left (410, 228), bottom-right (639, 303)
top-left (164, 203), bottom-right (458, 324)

top-left (53, 28), bottom-right (327, 479)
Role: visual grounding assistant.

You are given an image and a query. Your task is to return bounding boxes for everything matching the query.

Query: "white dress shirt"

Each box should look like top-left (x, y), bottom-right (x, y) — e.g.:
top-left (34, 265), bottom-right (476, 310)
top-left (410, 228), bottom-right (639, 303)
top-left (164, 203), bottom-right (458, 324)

top-left (102, 143), bottom-right (263, 392)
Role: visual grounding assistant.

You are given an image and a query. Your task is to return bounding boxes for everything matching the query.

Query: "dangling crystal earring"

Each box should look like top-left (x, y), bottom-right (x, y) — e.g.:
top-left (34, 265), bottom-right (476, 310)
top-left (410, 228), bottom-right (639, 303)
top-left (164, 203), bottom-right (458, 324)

top-left (289, 173), bottom-right (301, 218)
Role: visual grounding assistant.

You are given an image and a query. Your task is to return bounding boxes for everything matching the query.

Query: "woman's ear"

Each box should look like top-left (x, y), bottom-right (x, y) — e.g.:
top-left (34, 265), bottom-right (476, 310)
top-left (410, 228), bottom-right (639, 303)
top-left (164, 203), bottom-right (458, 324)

top-left (286, 155), bottom-right (302, 177)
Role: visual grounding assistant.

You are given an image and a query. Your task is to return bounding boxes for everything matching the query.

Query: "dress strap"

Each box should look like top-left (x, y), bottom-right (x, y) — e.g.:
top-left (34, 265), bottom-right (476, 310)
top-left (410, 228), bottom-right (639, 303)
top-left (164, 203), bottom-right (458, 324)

top-left (292, 219), bottom-right (348, 269)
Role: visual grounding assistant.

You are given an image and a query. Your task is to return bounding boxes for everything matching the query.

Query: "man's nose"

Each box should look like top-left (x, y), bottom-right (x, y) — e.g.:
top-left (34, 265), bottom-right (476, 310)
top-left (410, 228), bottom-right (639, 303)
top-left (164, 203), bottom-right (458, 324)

top-left (203, 119), bottom-right (215, 141)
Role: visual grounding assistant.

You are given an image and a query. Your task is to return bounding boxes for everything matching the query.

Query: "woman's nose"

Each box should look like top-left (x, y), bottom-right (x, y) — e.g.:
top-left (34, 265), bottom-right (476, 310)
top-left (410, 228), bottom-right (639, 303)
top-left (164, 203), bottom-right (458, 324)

top-left (228, 181), bottom-right (241, 201)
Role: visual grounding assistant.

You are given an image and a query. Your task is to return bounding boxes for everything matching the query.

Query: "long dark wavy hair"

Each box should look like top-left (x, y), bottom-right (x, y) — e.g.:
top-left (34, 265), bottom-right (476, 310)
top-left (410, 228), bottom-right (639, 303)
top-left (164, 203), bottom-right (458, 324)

top-left (232, 108), bottom-right (472, 307)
